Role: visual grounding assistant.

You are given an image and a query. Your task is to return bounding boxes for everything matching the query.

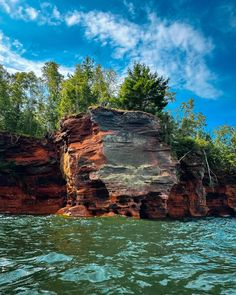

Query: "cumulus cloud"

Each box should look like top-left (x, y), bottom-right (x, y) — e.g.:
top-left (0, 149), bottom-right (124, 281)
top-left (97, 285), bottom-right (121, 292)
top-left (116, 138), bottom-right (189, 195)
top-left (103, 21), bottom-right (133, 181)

top-left (0, 31), bottom-right (72, 76)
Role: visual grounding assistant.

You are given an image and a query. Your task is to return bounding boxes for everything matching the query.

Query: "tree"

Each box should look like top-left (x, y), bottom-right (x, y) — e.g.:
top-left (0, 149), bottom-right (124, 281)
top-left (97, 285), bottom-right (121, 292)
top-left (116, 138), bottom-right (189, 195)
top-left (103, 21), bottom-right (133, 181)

top-left (18, 72), bottom-right (45, 136)
top-left (0, 66), bottom-right (11, 130)
top-left (92, 64), bottom-right (110, 103)
top-left (42, 61), bottom-right (63, 131)
top-left (58, 57), bottom-right (118, 117)
top-left (213, 125), bottom-right (236, 170)
top-left (118, 62), bottom-right (173, 114)
top-left (9, 72), bottom-right (29, 133)
top-left (58, 59), bottom-right (97, 117)
top-left (177, 98), bottom-right (207, 139)
top-left (92, 65), bottom-right (118, 106)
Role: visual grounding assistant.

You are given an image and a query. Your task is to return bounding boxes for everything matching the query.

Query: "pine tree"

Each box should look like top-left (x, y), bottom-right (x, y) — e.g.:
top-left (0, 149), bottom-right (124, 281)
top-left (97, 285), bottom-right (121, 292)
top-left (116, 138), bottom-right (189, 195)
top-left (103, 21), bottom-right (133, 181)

top-left (118, 62), bottom-right (172, 114)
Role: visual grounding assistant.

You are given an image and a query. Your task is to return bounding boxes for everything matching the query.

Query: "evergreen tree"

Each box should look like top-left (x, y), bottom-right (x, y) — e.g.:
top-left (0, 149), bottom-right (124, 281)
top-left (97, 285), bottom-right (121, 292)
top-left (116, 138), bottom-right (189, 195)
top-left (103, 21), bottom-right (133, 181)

top-left (118, 62), bottom-right (172, 114)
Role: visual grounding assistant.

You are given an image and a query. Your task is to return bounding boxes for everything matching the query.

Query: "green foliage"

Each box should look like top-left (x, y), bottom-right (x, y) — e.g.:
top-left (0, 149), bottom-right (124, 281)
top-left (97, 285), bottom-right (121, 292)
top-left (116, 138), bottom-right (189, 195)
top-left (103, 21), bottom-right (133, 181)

top-left (0, 57), bottom-right (119, 137)
top-left (159, 98), bottom-right (236, 173)
top-left (159, 111), bottom-right (177, 146)
top-left (58, 57), bottom-right (117, 118)
top-left (118, 62), bottom-right (173, 114)
top-left (42, 61), bottom-right (63, 131)
top-left (0, 65), bottom-right (11, 130)
top-left (0, 58), bottom-right (235, 175)
top-left (177, 98), bottom-right (207, 138)
top-left (58, 58), bottom-right (97, 116)
top-left (0, 68), bottom-right (46, 137)
top-left (212, 125), bottom-right (236, 170)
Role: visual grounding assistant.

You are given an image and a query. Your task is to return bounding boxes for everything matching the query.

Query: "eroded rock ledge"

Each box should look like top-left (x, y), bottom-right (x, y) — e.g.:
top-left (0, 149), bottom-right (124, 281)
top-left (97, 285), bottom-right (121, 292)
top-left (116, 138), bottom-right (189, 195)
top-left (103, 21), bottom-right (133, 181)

top-left (0, 107), bottom-right (235, 218)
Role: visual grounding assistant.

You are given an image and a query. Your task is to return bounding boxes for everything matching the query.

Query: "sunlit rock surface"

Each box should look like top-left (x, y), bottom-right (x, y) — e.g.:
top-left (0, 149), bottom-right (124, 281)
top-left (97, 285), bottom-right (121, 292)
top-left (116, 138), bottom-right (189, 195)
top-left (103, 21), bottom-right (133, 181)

top-left (0, 132), bottom-right (66, 214)
top-left (56, 107), bottom-right (177, 218)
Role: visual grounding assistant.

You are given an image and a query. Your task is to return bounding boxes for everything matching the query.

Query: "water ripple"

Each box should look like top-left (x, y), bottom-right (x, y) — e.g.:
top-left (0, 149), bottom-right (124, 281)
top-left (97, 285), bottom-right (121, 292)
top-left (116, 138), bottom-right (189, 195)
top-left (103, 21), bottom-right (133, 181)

top-left (0, 215), bottom-right (235, 294)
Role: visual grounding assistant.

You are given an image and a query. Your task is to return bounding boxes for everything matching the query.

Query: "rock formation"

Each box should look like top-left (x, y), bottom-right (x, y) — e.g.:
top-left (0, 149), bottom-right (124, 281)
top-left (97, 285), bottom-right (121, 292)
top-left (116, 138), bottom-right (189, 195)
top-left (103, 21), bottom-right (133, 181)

top-left (168, 150), bottom-right (236, 218)
top-left (56, 107), bottom-right (177, 218)
top-left (0, 107), bottom-right (235, 218)
top-left (0, 132), bottom-right (66, 214)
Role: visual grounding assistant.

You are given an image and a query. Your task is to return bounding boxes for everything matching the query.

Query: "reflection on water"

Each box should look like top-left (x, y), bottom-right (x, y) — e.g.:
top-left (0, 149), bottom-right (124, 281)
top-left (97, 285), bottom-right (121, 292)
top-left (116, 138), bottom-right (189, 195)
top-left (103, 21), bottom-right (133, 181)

top-left (0, 215), bottom-right (235, 294)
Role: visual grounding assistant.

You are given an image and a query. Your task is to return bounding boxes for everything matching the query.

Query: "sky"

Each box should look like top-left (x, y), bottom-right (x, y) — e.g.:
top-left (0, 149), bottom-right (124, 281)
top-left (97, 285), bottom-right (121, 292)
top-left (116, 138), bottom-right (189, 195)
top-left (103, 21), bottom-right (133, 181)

top-left (0, 0), bottom-right (235, 131)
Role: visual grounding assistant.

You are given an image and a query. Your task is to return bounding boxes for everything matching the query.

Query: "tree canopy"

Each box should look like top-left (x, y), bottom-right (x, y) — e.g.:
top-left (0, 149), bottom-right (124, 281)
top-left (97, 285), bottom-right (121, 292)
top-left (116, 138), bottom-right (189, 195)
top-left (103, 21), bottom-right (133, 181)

top-left (0, 57), bottom-right (235, 173)
top-left (118, 62), bottom-right (173, 114)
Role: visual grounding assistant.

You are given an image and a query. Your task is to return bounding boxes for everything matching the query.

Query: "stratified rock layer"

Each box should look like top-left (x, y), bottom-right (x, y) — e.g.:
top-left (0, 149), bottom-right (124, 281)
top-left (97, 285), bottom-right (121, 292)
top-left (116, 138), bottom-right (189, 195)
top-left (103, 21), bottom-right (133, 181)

top-left (56, 107), bottom-right (177, 218)
top-left (0, 107), bottom-right (235, 219)
top-left (0, 133), bottom-right (66, 214)
top-left (168, 151), bottom-right (236, 218)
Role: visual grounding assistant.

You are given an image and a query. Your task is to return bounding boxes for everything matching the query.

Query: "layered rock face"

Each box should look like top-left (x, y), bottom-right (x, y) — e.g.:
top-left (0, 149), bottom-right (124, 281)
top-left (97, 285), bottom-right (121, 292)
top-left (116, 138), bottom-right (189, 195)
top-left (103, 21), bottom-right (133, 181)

top-left (0, 107), bottom-right (235, 218)
top-left (56, 107), bottom-right (177, 218)
top-left (56, 107), bottom-right (236, 219)
top-left (168, 151), bottom-right (236, 218)
top-left (0, 133), bottom-right (66, 214)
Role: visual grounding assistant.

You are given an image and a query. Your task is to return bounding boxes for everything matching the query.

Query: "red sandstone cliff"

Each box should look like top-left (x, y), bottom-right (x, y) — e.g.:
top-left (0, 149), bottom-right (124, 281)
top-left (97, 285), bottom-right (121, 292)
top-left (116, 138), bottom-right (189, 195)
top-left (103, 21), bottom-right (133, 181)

top-left (0, 107), bottom-right (235, 218)
top-left (56, 107), bottom-right (236, 219)
top-left (56, 107), bottom-right (177, 218)
top-left (0, 132), bottom-right (66, 214)
top-left (168, 151), bottom-right (236, 218)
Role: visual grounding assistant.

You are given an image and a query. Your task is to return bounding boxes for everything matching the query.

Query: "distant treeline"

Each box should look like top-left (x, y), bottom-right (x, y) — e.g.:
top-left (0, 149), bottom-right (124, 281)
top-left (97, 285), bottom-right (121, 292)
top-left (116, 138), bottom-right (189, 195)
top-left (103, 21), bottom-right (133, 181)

top-left (0, 57), bottom-right (235, 172)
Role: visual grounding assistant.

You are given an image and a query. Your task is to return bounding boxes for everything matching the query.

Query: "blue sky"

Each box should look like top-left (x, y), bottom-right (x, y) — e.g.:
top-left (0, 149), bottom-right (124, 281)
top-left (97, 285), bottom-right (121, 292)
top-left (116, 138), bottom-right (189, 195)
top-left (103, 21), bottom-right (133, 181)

top-left (0, 0), bottom-right (235, 131)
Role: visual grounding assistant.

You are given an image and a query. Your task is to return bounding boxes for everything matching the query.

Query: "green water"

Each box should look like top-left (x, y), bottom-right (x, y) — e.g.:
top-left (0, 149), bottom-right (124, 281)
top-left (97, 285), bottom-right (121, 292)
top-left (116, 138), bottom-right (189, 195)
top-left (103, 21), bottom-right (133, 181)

top-left (0, 215), bottom-right (236, 295)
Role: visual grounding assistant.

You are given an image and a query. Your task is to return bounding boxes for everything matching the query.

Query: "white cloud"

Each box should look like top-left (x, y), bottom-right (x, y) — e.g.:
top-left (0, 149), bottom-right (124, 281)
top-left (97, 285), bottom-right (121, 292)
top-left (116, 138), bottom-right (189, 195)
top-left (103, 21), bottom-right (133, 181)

top-left (25, 7), bottom-right (38, 20)
top-left (65, 10), bottom-right (220, 98)
top-left (123, 0), bottom-right (135, 17)
top-left (65, 11), bottom-right (81, 26)
top-left (0, 0), bottom-right (10, 13)
top-left (0, 1), bottom-right (221, 98)
top-left (0, 1), bottom-right (61, 25)
top-left (65, 11), bottom-right (140, 55)
top-left (0, 31), bottom-right (73, 76)
top-left (216, 3), bottom-right (236, 32)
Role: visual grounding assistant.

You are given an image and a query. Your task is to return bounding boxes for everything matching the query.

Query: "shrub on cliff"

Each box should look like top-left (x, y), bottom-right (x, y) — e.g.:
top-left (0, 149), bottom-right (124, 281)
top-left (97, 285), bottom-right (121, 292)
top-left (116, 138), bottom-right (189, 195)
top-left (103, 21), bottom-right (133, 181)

top-left (163, 99), bottom-right (236, 173)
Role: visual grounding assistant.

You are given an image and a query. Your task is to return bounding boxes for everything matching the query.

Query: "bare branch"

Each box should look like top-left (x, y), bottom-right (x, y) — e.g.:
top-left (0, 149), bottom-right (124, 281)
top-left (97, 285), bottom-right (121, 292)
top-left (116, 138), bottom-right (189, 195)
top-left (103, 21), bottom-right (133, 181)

top-left (178, 150), bottom-right (192, 163)
top-left (203, 149), bottom-right (214, 189)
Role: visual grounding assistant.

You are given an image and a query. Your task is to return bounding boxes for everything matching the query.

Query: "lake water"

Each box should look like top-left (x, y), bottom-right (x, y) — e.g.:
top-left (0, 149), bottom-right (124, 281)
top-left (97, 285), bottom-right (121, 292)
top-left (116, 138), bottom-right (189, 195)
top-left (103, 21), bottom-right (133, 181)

top-left (0, 215), bottom-right (235, 294)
